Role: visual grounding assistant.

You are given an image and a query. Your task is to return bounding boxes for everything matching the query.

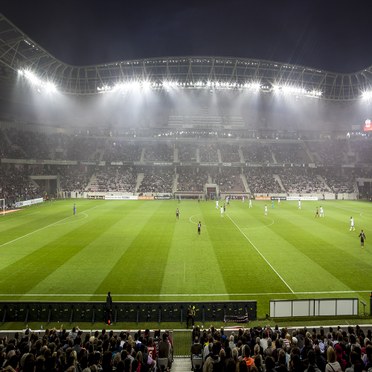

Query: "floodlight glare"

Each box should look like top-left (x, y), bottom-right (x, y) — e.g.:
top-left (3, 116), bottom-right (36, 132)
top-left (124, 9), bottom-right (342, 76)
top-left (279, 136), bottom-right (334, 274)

top-left (142, 80), bottom-right (152, 90)
top-left (362, 90), bottom-right (372, 100)
top-left (44, 81), bottom-right (57, 94)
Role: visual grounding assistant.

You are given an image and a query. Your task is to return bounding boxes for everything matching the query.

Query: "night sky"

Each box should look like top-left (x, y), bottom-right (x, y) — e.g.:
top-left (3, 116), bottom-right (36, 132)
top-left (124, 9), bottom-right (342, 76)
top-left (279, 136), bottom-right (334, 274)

top-left (2, 0), bottom-right (372, 73)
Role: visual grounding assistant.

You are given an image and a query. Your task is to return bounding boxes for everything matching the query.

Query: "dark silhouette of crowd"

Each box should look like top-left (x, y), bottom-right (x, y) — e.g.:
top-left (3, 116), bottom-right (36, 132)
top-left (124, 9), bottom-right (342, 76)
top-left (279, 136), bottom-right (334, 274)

top-left (190, 325), bottom-right (372, 372)
top-left (0, 327), bottom-right (173, 372)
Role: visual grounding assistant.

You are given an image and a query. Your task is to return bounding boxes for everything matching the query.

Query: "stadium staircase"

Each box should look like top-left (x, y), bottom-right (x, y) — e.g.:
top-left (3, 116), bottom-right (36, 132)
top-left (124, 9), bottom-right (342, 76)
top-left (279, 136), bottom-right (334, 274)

top-left (303, 142), bottom-right (315, 163)
top-left (273, 174), bottom-right (285, 192)
top-left (173, 174), bottom-right (179, 193)
top-left (172, 357), bottom-right (191, 372)
top-left (174, 147), bottom-right (179, 162)
top-left (238, 148), bottom-right (244, 163)
top-left (240, 174), bottom-right (250, 193)
top-left (317, 175), bottom-right (332, 192)
top-left (86, 174), bottom-right (98, 192)
top-left (136, 173), bottom-right (144, 192)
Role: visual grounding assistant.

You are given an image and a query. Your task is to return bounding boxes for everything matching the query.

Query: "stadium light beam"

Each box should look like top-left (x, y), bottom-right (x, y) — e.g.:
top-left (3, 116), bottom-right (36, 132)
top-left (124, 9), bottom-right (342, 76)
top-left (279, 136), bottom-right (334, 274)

top-left (18, 68), bottom-right (57, 94)
top-left (362, 90), bottom-right (372, 100)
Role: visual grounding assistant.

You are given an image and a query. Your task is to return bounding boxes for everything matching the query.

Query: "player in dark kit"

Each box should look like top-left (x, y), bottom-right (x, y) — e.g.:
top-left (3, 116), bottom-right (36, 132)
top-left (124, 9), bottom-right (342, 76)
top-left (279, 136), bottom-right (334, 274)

top-left (359, 230), bottom-right (366, 247)
top-left (176, 208), bottom-right (180, 219)
top-left (197, 221), bottom-right (201, 235)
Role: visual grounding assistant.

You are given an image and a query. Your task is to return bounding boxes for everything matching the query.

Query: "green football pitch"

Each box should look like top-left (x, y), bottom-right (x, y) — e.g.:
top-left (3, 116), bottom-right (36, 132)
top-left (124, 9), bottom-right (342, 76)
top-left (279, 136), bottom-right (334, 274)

top-left (0, 199), bottom-right (371, 319)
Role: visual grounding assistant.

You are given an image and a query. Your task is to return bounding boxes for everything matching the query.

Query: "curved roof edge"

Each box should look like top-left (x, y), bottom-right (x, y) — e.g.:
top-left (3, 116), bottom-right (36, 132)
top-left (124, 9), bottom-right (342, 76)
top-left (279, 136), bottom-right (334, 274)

top-left (1, 13), bottom-right (372, 100)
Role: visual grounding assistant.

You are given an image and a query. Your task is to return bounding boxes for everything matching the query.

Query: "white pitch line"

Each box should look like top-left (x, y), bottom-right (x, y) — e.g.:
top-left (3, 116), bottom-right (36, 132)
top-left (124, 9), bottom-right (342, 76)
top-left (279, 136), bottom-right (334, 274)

top-left (226, 213), bottom-right (295, 294)
top-left (0, 289), bottom-right (370, 297)
top-left (0, 216), bottom-right (72, 249)
top-left (0, 205), bottom-right (98, 249)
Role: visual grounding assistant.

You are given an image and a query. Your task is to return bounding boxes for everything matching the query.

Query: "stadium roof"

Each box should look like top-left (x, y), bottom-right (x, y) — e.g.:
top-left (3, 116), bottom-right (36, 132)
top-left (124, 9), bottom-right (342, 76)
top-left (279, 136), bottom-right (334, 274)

top-left (1, 13), bottom-right (372, 100)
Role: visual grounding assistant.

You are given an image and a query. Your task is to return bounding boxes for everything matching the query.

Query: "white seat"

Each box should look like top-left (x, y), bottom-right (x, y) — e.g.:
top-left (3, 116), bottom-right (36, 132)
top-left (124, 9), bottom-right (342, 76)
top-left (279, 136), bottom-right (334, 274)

top-left (192, 355), bottom-right (203, 370)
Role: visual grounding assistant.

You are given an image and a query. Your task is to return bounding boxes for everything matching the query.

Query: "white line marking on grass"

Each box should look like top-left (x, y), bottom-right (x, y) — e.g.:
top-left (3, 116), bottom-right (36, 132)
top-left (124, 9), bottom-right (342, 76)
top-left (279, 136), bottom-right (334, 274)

top-left (189, 214), bottom-right (206, 226)
top-left (0, 290), bottom-right (370, 297)
top-left (0, 206), bottom-right (98, 249)
top-left (55, 212), bottom-right (88, 225)
top-left (226, 213), bottom-right (295, 294)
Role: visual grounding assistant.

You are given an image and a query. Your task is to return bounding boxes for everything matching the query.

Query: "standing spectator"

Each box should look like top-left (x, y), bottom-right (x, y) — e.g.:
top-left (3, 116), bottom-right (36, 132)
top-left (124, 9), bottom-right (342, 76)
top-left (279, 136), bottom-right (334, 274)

top-left (105, 292), bottom-right (113, 325)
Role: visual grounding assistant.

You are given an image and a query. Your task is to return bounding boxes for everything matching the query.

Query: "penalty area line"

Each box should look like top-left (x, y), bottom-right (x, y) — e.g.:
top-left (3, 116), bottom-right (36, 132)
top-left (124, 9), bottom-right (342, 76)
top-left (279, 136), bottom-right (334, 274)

top-left (0, 205), bottom-right (99, 249)
top-left (226, 213), bottom-right (295, 294)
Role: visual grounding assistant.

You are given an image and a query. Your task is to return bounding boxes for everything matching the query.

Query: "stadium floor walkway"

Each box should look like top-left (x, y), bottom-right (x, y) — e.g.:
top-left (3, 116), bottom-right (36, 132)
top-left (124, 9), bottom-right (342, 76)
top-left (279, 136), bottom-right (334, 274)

top-left (172, 357), bottom-right (191, 372)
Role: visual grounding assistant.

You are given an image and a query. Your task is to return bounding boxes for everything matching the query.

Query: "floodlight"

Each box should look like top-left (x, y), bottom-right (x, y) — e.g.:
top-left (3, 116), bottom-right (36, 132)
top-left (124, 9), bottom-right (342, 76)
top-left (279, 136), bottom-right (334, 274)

top-left (361, 90), bottom-right (372, 100)
top-left (97, 85), bottom-right (112, 93)
top-left (44, 81), bottom-right (57, 94)
top-left (142, 80), bottom-right (152, 90)
top-left (307, 89), bottom-right (322, 97)
top-left (281, 85), bottom-right (306, 95)
top-left (18, 68), bottom-right (58, 94)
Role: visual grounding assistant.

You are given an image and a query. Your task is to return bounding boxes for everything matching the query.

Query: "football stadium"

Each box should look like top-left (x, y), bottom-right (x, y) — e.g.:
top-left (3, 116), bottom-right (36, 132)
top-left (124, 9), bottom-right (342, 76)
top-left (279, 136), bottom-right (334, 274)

top-left (0, 10), bottom-right (372, 372)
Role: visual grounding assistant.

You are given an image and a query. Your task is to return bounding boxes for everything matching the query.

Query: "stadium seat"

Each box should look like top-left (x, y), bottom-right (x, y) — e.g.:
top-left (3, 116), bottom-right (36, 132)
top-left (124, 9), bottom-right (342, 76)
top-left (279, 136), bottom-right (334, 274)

top-left (192, 355), bottom-right (203, 371)
top-left (157, 357), bottom-right (169, 371)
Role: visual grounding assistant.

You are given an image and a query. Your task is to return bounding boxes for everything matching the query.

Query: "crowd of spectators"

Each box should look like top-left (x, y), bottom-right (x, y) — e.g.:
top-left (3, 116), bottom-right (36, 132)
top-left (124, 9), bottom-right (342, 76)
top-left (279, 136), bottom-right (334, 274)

top-left (104, 141), bottom-right (142, 163)
top-left (307, 140), bottom-right (348, 166)
top-left (212, 169), bottom-right (245, 193)
top-left (137, 168), bottom-right (174, 194)
top-left (1, 127), bottom-right (372, 170)
top-left (278, 168), bottom-right (329, 195)
top-left (350, 140), bottom-right (372, 165)
top-left (241, 144), bottom-right (273, 164)
top-left (4, 129), bottom-right (52, 160)
top-left (144, 144), bottom-right (174, 162)
top-left (176, 168), bottom-right (209, 192)
top-left (0, 165), bottom-right (42, 206)
top-left (270, 143), bottom-right (310, 165)
top-left (319, 169), bottom-right (357, 194)
top-left (218, 145), bottom-right (241, 163)
top-left (199, 144), bottom-right (219, 163)
top-left (57, 166), bottom-right (93, 194)
top-left (0, 327), bottom-right (173, 372)
top-left (177, 144), bottom-right (197, 162)
top-left (2, 126), bottom-right (372, 201)
top-left (190, 324), bottom-right (372, 372)
top-left (245, 168), bottom-right (283, 195)
top-left (3, 162), bottom-right (369, 205)
top-left (88, 167), bottom-right (137, 193)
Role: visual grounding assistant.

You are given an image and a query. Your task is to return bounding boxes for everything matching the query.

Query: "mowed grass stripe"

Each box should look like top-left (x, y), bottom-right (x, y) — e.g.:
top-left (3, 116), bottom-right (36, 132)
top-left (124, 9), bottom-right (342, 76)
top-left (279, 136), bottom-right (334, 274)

top-left (224, 212), bottom-right (294, 294)
top-left (26, 201), bottom-right (148, 299)
top-left (161, 201), bottom-right (228, 299)
top-left (0, 202), bottom-right (133, 298)
top-left (0, 200), bottom-right (99, 243)
top-left (235, 201), bottom-right (372, 294)
top-left (93, 201), bottom-right (177, 300)
top-left (0, 203), bottom-right (103, 269)
top-left (277, 205), bottom-right (372, 291)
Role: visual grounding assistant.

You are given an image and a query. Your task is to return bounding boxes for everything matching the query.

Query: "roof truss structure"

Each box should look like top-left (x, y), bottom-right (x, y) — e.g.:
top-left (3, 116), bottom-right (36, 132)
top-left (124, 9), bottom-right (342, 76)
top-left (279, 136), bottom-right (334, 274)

top-left (1, 13), bottom-right (372, 100)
